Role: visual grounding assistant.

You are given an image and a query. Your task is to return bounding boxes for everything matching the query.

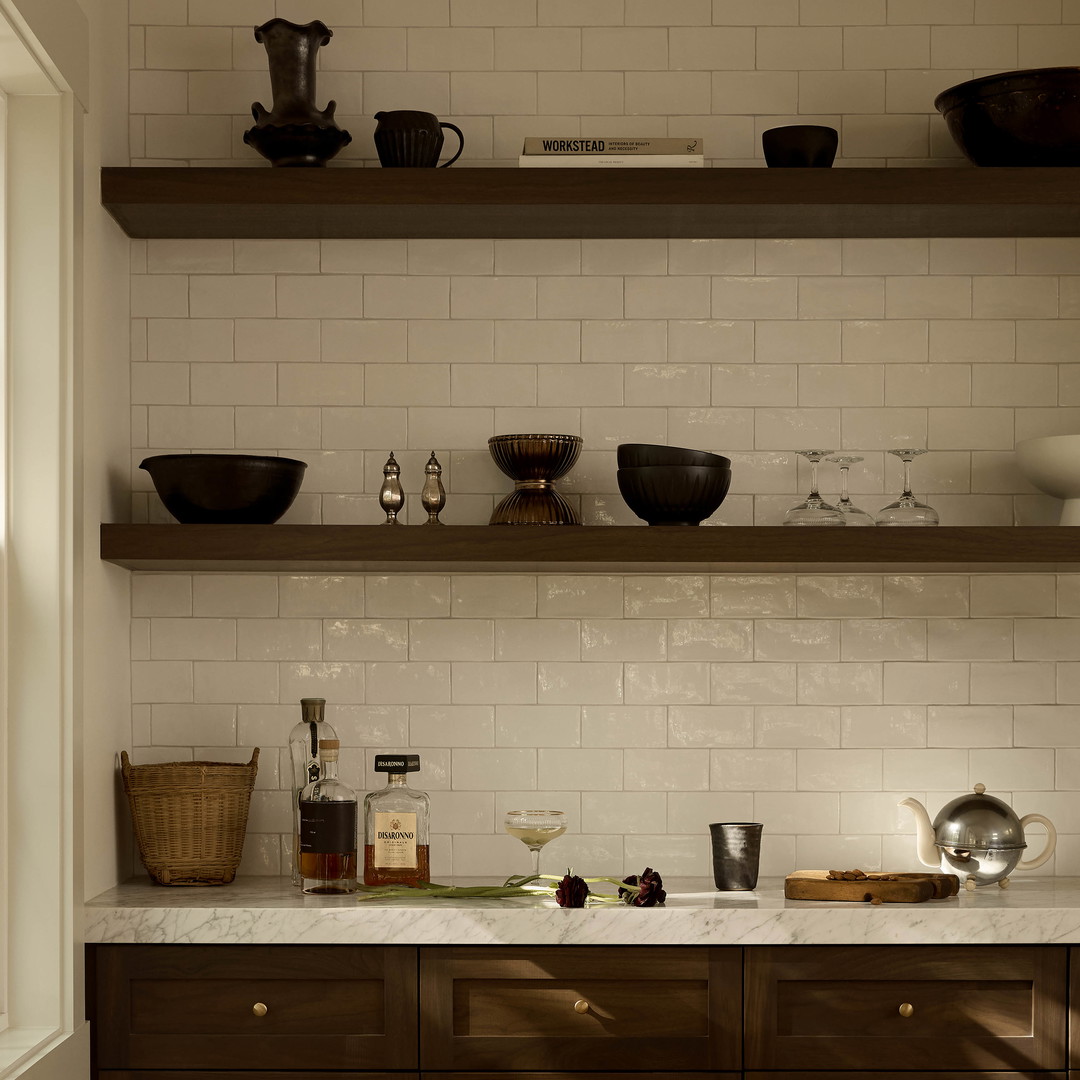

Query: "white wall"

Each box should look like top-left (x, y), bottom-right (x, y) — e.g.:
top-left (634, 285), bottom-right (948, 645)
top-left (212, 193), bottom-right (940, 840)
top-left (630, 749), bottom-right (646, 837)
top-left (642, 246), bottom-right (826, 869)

top-left (120, 0), bottom-right (1080, 881)
top-left (79, 0), bottom-right (131, 900)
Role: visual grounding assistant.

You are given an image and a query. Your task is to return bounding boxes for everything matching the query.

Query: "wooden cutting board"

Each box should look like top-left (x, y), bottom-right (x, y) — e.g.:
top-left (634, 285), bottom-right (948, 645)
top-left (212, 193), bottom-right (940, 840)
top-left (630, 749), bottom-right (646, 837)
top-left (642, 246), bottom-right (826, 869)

top-left (785, 870), bottom-right (961, 903)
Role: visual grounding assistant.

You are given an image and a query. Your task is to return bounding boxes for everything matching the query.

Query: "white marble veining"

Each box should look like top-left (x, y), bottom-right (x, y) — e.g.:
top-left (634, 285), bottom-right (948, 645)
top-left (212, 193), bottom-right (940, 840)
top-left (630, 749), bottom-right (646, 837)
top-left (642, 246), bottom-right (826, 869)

top-left (85, 876), bottom-right (1080, 947)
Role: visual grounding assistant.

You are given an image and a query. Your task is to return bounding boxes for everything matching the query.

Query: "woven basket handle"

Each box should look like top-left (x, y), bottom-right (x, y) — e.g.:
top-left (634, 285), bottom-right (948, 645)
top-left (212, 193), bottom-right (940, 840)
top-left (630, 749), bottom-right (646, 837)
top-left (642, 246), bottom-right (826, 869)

top-left (248, 747), bottom-right (260, 768)
top-left (120, 749), bottom-right (131, 777)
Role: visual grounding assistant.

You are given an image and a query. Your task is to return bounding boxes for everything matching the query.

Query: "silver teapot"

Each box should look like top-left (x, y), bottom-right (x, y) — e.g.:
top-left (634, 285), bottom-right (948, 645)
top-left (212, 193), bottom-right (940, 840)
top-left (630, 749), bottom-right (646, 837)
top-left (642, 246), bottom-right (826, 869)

top-left (899, 784), bottom-right (1056, 890)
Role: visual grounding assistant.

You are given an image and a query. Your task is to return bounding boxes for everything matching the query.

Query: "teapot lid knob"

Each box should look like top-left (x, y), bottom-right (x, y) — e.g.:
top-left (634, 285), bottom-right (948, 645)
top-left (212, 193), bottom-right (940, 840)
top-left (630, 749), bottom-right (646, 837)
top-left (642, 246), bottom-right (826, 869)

top-left (974, 782), bottom-right (986, 795)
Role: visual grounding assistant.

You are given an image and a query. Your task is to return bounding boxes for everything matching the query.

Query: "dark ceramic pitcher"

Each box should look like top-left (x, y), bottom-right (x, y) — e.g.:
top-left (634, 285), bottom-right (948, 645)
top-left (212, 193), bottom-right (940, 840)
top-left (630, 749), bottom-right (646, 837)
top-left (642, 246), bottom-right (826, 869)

top-left (373, 110), bottom-right (464, 167)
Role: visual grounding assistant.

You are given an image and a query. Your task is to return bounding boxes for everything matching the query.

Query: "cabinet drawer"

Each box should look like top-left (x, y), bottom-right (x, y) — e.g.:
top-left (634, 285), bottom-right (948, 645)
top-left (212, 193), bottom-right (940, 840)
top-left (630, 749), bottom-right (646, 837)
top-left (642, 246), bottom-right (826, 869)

top-left (91, 945), bottom-right (417, 1071)
top-left (745, 945), bottom-right (1067, 1071)
top-left (747, 1074), bottom-right (1067, 1080)
top-left (97, 1074), bottom-right (415, 1079)
top-left (419, 945), bottom-right (740, 1071)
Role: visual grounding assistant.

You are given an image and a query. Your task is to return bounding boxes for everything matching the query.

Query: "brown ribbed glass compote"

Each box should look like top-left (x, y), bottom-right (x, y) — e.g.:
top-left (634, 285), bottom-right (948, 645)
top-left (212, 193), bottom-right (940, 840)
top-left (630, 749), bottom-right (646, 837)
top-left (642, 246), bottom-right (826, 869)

top-left (488, 433), bottom-right (583, 525)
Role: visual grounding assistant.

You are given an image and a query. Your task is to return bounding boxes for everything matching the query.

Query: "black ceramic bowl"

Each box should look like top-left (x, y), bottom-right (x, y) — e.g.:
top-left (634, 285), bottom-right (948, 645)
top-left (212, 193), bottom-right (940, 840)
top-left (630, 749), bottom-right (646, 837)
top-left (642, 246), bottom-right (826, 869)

top-left (617, 443), bottom-right (731, 470)
top-left (140, 453), bottom-right (307, 524)
top-left (935, 67), bottom-right (1080, 165)
top-left (617, 465), bottom-right (731, 526)
top-left (761, 124), bottom-right (838, 168)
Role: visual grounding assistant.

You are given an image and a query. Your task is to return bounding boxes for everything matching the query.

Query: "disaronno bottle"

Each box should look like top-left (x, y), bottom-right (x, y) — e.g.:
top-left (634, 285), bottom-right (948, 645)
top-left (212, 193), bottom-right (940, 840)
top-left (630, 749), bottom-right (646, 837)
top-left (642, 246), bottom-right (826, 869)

top-left (287, 697), bottom-right (337, 886)
top-left (363, 754), bottom-right (429, 887)
top-left (299, 739), bottom-right (357, 894)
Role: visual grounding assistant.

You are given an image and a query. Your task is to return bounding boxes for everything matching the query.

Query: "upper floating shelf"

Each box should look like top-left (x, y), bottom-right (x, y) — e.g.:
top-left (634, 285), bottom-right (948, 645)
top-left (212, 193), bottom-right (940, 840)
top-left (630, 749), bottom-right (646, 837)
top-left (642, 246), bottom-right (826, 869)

top-left (101, 166), bottom-right (1080, 240)
top-left (101, 524), bottom-right (1080, 574)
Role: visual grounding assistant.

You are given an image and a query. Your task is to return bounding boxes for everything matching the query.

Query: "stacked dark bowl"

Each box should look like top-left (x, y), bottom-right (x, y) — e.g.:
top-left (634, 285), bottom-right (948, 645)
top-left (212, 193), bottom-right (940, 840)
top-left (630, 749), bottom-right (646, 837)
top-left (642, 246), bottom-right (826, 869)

top-left (935, 67), bottom-right (1080, 166)
top-left (616, 443), bottom-right (732, 526)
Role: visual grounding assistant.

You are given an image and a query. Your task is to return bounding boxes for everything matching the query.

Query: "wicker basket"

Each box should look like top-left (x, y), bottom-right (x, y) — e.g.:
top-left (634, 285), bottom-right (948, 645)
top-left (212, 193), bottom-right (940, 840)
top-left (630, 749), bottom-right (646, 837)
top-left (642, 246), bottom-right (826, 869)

top-left (121, 749), bottom-right (259, 886)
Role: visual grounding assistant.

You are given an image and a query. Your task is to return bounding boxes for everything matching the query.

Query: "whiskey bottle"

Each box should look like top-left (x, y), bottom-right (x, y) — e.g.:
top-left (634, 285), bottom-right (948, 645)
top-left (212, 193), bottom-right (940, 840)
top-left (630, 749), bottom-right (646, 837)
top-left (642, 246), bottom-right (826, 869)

top-left (287, 697), bottom-right (337, 886)
top-left (299, 739), bottom-right (357, 894)
top-left (363, 754), bottom-right (430, 887)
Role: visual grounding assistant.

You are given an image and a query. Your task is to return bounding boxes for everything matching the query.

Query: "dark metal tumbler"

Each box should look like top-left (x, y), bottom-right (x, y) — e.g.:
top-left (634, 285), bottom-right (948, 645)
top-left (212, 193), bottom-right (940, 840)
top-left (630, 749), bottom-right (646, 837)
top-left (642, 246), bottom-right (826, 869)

top-left (709, 822), bottom-right (763, 891)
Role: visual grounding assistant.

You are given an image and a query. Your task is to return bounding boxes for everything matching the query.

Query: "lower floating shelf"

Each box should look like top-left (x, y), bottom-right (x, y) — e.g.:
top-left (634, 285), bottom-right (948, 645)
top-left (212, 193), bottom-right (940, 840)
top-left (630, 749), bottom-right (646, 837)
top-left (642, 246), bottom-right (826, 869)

top-left (100, 524), bottom-right (1079, 574)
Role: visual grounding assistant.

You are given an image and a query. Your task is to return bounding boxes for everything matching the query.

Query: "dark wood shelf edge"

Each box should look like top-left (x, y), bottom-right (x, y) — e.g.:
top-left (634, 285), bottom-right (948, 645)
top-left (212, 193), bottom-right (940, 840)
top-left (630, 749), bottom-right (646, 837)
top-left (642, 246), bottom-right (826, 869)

top-left (100, 524), bottom-right (1080, 573)
top-left (101, 166), bottom-right (1080, 239)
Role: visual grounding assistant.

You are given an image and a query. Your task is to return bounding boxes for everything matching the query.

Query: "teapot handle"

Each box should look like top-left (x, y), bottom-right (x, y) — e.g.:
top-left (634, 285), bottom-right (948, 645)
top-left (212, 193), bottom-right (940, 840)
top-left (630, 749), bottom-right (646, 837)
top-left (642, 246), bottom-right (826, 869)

top-left (439, 122), bottom-right (464, 167)
top-left (1017, 812), bottom-right (1057, 870)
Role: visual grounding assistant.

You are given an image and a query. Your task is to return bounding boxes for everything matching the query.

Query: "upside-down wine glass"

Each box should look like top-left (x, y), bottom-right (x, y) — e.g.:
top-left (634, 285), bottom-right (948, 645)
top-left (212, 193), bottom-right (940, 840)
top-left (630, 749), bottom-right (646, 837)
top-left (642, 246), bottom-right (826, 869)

top-left (876, 448), bottom-right (939, 526)
top-left (783, 450), bottom-right (847, 526)
top-left (827, 455), bottom-right (875, 526)
top-left (504, 809), bottom-right (567, 878)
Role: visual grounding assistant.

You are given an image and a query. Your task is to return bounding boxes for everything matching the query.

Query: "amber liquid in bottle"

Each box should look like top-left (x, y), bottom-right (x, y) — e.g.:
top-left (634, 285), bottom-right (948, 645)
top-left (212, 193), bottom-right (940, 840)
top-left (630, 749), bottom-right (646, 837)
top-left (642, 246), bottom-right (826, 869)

top-left (363, 843), bottom-right (430, 886)
top-left (299, 850), bottom-right (358, 893)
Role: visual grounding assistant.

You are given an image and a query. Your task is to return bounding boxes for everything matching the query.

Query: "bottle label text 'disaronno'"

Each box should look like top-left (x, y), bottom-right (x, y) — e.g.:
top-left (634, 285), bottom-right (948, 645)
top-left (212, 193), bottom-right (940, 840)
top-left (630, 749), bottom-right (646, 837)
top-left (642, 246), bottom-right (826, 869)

top-left (373, 810), bottom-right (417, 868)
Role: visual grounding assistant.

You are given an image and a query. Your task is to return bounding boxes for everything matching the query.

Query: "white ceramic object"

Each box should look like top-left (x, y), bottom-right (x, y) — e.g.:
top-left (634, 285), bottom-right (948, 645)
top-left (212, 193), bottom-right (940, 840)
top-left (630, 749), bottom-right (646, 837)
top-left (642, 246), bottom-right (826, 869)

top-left (1015, 434), bottom-right (1080, 525)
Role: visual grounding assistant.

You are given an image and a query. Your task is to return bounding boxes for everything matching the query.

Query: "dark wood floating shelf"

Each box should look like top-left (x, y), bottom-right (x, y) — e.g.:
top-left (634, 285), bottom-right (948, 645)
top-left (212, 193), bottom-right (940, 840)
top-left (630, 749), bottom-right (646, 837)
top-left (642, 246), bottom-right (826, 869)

top-left (100, 524), bottom-right (1079, 574)
top-left (100, 166), bottom-right (1080, 240)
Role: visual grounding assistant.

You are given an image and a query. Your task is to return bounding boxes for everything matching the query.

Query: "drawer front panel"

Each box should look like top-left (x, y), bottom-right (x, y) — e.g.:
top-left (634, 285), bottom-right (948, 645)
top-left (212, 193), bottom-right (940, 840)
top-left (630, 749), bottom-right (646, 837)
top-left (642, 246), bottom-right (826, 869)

top-left (420, 946), bottom-right (740, 1071)
top-left (745, 945), bottom-right (1067, 1071)
top-left (96, 1073), bottom-right (415, 1079)
top-left (748, 1074), bottom-right (1068, 1080)
top-left (92, 945), bottom-right (417, 1071)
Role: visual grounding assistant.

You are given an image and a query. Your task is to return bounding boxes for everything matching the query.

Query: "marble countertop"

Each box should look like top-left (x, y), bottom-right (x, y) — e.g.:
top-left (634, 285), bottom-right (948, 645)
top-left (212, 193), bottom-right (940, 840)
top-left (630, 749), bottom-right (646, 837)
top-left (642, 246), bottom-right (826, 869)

top-left (84, 876), bottom-right (1080, 946)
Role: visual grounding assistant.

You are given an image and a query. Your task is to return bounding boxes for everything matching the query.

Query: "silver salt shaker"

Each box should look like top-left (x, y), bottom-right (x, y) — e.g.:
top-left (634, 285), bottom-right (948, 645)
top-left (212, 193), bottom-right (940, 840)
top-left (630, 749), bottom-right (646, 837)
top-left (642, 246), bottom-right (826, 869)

top-left (421, 451), bottom-right (445, 524)
top-left (379, 451), bottom-right (404, 524)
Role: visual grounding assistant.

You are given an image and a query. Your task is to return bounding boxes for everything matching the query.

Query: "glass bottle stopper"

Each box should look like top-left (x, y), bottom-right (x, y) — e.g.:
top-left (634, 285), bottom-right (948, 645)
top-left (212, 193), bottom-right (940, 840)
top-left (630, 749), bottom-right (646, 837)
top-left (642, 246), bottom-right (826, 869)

top-left (421, 451), bottom-right (445, 525)
top-left (379, 451), bottom-right (404, 525)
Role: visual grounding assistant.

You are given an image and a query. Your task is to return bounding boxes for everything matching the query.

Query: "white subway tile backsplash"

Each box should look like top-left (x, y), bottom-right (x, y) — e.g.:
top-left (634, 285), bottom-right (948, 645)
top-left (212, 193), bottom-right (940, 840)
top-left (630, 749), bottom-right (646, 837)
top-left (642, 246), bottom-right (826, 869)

top-left (540, 747), bottom-right (623, 789)
top-left (123, 7), bottom-right (1080, 874)
top-left (496, 704), bottom-right (581, 747)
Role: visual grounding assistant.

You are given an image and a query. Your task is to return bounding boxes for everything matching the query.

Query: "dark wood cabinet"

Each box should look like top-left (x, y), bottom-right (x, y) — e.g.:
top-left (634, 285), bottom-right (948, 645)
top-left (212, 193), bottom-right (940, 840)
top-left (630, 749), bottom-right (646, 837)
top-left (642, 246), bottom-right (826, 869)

top-left (90, 945), bottom-right (417, 1072)
top-left (88, 942), bottom-right (1073, 1079)
top-left (419, 946), bottom-right (740, 1072)
top-left (745, 945), bottom-right (1067, 1072)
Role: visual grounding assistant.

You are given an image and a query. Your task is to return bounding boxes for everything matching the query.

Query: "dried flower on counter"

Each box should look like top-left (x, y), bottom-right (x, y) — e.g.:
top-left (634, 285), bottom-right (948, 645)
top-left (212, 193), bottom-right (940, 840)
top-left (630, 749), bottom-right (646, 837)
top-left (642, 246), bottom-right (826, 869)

top-left (355, 866), bottom-right (666, 908)
top-left (555, 872), bottom-right (590, 908)
top-left (620, 866), bottom-right (667, 906)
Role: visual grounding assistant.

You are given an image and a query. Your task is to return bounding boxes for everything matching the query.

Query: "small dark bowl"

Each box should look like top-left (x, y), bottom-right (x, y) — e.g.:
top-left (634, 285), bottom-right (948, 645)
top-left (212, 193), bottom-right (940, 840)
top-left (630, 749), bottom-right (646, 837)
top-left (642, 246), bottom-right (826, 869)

top-left (617, 443), bottom-right (731, 470)
top-left (935, 67), bottom-right (1080, 166)
top-left (762, 124), bottom-right (837, 167)
top-left (140, 454), bottom-right (307, 524)
top-left (617, 465), bottom-right (731, 526)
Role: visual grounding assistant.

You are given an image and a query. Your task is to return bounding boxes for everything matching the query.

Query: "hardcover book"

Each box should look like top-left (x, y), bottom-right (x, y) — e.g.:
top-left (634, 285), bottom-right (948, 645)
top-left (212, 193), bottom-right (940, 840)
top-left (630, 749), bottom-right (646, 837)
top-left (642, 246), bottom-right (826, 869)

top-left (519, 154), bottom-right (704, 168)
top-left (522, 136), bottom-right (703, 155)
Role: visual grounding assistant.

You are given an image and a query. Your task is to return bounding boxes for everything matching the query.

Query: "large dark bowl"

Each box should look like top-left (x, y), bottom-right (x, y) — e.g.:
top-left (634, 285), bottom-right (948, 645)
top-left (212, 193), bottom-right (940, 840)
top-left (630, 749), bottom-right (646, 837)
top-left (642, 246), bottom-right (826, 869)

top-left (140, 454), bottom-right (307, 524)
top-left (617, 465), bottom-right (731, 526)
top-left (618, 443), bottom-right (731, 470)
top-left (935, 67), bottom-right (1080, 165)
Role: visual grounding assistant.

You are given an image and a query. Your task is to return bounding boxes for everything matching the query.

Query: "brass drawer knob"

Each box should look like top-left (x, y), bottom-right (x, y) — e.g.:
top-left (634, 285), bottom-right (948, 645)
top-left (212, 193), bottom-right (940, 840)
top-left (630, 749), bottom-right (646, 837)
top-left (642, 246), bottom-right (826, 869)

top-left (573, 999), bottom-right (590, 1014)
top-left (252, 1002), bottom-right (268, 1017)
top-left (898, 1002), bottom-right (914, 1018)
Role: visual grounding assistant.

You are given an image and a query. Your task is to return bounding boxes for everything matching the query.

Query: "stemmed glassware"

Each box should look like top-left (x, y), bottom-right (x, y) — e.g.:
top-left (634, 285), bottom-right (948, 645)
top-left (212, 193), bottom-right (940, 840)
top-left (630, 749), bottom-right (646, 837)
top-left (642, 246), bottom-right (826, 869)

top-left (783, 450), bottom-right (847, 526)
top-left (827, 455), bottom-right (875, 526)
top-left (504, 809), bottom-right (567, 877)
top-left (876, 448), bottom-right (939, 526)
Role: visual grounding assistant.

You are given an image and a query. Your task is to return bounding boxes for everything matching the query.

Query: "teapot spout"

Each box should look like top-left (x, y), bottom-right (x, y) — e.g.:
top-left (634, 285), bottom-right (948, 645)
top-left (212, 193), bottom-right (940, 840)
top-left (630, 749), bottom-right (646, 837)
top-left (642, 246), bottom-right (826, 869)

top-left (899, 796), bottom-right (940, 870)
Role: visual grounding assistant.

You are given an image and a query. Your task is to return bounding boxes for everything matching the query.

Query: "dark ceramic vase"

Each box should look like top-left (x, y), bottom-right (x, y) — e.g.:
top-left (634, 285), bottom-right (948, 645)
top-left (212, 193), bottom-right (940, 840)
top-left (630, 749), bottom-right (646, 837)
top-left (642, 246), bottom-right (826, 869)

top-left (244, 19), bottom-right (352, 167)
top-left (762, 124), bottom-right (838, 167)
top-left (373, 110), bottom-right (465, 167)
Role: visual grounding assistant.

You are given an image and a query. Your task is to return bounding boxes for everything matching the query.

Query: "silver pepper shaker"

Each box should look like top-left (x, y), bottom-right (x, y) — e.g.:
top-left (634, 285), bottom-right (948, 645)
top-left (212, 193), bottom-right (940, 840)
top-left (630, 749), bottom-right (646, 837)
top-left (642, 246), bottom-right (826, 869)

top-left (379, 451), bottom-right (404, 525)
top-left (421, 451), bottom-right (446, 525)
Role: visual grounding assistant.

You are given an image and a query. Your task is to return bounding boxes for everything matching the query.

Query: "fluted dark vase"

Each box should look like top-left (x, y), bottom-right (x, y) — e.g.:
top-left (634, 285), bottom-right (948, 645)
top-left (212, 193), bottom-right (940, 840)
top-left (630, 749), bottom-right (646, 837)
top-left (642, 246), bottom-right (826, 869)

top-left (244, 19), bottom-right (352, 167)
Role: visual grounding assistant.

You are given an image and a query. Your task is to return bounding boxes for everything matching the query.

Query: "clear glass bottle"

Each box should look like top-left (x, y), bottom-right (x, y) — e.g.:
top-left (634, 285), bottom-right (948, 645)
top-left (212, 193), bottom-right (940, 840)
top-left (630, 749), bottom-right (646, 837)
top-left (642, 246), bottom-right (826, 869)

top-left (299, 738), bottom-right (357, 894)
top-left (287, 698), bottom-right (337, 886)
top-left (363, 754), bottom-right (430, 887)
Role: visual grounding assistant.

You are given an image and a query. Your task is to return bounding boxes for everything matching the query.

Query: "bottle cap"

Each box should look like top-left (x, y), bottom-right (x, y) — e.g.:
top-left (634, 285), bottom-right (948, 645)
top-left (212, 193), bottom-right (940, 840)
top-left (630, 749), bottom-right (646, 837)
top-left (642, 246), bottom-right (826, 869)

top-left (374, 753), bottom-right (420, 773)
top-left (301, 698), bottom-right (326, 723)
